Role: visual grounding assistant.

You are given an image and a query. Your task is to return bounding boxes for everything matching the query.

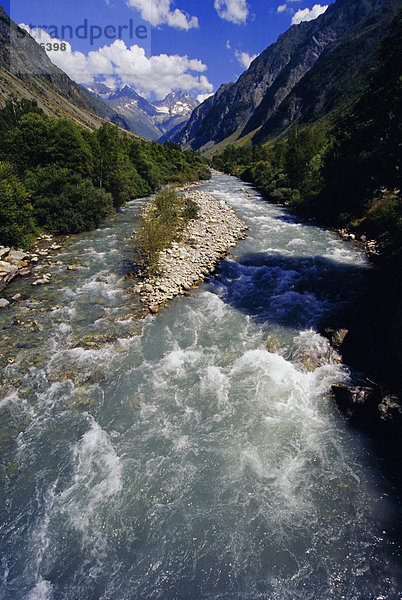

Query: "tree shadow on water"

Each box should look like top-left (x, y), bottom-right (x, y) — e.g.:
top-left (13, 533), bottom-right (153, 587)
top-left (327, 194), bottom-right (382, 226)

top-left (210, 251), bottom-right (369, 332)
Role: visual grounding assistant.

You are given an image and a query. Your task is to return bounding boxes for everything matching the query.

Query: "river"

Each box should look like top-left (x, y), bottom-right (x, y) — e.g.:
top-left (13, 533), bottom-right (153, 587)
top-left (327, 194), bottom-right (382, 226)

top-left (0, 173), bottom-right (401, 599)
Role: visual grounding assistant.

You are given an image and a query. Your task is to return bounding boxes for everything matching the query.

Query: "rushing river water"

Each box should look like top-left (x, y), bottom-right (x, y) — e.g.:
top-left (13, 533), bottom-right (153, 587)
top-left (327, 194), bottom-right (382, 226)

top-left (0, 173), bottom-right (401, 600)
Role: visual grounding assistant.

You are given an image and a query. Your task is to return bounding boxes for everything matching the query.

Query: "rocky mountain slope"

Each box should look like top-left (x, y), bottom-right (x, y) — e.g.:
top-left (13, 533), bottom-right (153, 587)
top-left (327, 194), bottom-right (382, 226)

top-left (251, 0), bottom-right (400, 143)
top-left (0, 5), bottom-right (129, 131)
top-left (171, 0), bottom-right (395, 152)
top-left (86, 85), bottom-right (199, 140)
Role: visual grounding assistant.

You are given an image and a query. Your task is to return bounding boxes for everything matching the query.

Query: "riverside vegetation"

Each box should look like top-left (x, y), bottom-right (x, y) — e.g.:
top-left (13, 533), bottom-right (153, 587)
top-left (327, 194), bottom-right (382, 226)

top-left (136, 187), bottom-right (200, 274)
top-left (0, 99), bottom-right (211, 249)
top-left (212, 8), bottom-right (401, 265)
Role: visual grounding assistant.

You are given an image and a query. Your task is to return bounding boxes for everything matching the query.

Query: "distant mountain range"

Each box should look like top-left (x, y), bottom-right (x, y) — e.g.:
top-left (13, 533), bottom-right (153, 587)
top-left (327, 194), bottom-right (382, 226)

top-left (169, 0), bottom-right (400, 153)
top-left (85, 84), bottom-right (199, 141)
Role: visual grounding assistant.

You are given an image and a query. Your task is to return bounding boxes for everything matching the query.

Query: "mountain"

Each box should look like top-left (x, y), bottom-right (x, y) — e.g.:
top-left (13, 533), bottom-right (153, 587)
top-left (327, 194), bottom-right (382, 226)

top-left (250, 0), bottom-right (401, 143)
top-left (153, 92), bottom-right (199, 137)
top-left (171, 0), bottom-right (396, 152)
top-left (0, 5), bottom-right (128, 131)
top-left (98, 85), bottom-right (161, 140)
top-left (87, 86), bottom-right (199, 140)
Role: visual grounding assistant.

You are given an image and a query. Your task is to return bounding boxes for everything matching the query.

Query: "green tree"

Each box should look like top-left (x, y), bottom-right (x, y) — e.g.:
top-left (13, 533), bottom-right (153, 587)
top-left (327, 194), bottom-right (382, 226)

top-left (24, 165), bottom-right (113, 234)
top-left (0, 162), bottom-right (36, 247)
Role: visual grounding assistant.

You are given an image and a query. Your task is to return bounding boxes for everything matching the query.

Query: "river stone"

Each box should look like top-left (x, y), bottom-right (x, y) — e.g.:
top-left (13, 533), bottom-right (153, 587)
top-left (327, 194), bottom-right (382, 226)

top-left (331, 383), bottom-right (379, 418)
top-left (0, 261), bottom-right (12, 273)
top-left (8, 250), bottom-right (29, 261)
top-left (0, 298), bottom-right (10, 308)
top-left (32, 278), bottom-right (50, 286)
top-left (323, 327), bottom-right (348, 349)
top-left (0, 247), bottom-right (10, 258)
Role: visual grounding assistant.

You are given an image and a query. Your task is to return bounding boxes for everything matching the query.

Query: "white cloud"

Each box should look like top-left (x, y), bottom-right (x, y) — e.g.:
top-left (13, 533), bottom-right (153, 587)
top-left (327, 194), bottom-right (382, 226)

top-left (125, 0), bottom-right (198, 30)
top-left (20, 25), bottom-right (212, 99)
top-left (291, 4), bottom-right (328, 24)
top-left (235, 50), bottom-right (257, 69)
top-left (214, 0), bottom-right (248, 24)
top-left (197, 92), bottom-right (214, 103)
top-left (226, 40), bottom-right (231, 49)
top-left (276, 4), bottom-right (288, 13)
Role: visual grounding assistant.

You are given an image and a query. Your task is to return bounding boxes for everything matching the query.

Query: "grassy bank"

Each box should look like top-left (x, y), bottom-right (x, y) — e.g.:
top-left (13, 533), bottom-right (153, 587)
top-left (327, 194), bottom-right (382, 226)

top-left (136, 187), bottom-right (199, 274)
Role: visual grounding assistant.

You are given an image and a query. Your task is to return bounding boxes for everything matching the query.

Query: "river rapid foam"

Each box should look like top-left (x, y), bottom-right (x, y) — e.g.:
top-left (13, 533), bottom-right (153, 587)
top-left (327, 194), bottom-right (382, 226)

top-left (0, 174), bottom-right (400, 599)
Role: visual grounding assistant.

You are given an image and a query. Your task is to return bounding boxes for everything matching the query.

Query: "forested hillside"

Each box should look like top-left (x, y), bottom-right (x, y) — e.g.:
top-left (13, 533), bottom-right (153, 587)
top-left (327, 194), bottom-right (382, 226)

top-left (0, 99), bottom-right (210, 248)
top-left (213, 8), bottom-right (401, 262)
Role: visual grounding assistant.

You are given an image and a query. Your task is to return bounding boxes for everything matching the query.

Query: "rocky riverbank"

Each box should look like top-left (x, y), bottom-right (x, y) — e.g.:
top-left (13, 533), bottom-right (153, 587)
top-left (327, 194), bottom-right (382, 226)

top-left (132, 188), bottom-right (248, 313)
top-left (0, 235), bottom-right (62, 305)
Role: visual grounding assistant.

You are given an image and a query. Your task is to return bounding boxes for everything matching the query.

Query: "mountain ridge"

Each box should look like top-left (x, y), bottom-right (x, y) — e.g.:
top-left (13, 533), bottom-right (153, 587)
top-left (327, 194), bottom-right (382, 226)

top-left (171, 0), bottom-right (395, 152)
top-left (0, 5), bottom-right (131, 132)
top-left (86, 84), bottom-right (199, 140)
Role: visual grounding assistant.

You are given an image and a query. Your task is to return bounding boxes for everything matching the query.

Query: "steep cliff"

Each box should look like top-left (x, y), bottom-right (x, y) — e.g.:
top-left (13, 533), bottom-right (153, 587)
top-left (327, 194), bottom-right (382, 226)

top-left (172, 0), bottom-right (393, 151)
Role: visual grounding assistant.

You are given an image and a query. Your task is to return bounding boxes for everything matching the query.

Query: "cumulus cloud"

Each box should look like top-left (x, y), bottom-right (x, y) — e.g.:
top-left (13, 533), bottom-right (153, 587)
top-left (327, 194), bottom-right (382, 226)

top-left (20, 25), bottom-right (213, 99)
top-left (125, 0), bottom-right (198, 30)
top-left (197, 92), bottom-right (214, 103)
top-left (291, 4), bottom-right (328, 24)
top-left (235, 50), bottom-right (257, 69)
top-left (276, 4), bottom-right (288, 13)
top-left (214, 0), bottom-right (248, 24)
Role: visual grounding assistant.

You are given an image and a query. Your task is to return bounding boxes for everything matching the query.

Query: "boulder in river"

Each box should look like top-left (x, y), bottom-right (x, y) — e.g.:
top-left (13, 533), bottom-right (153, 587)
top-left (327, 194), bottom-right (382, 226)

top-left (322, 327), bottom-right (349, 349)
top-left (331, 382), bottom-right (382, 425)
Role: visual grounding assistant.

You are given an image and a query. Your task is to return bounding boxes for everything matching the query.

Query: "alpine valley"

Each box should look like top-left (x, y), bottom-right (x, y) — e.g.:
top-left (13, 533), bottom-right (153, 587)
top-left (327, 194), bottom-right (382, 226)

top-left (0, 0), bottom-right (402, 598)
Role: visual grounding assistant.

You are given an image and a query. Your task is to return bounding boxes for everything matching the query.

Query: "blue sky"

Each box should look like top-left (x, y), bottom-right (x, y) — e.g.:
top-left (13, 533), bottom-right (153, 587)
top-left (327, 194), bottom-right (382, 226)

top-left (8, 0), bottom-right (333, 100)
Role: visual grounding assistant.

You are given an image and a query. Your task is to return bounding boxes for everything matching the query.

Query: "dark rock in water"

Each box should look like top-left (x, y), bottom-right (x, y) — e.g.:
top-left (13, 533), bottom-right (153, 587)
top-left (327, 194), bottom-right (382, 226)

top-left (322, 327), bottom-right (348, 349)
top-left (332, 381), bottom-right (402, 427)
top-left (331, 383), bottom-right (381, 421)
top-left (332, 384), bottom-right (381, 427)
top-left (378, 394), bottom-right (402, 423)
top-left (332, 381), bottom-right (402, 493)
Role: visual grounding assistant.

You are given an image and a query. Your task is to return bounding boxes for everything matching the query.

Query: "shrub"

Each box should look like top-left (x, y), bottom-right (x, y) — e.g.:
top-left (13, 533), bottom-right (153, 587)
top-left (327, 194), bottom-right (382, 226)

top-left (137, 189), bottom-right (199, 273)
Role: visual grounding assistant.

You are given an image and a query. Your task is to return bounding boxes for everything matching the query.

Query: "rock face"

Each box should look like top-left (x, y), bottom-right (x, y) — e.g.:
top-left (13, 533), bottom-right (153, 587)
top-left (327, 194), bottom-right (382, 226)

top-left (87, 86), bottom-right (200, 141)
top-left (133, 189), bottom-right (248, 310)
top-left (0, 6), bottom-right (126, 131)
